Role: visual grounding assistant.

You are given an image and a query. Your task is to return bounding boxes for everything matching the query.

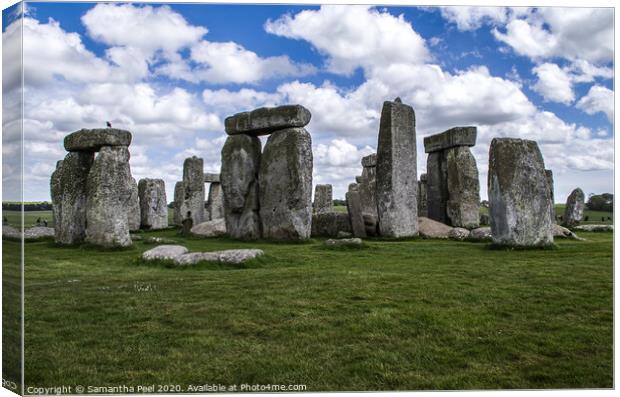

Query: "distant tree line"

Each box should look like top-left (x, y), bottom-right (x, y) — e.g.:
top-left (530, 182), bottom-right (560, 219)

top-left (586, 193), bottom-right (613, 212)
top-left (333, 199), bottom-right (346, 207)
top-left (2, 202), bottom-right (53, 211)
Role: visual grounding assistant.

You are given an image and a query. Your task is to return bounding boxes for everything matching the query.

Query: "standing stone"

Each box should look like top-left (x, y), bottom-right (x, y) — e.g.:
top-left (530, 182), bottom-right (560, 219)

top-left (138, 178), bottom-right (168, 230)
top-left (313, 184), bottom-right (333, 214)
top-left (51, 153), bottom-right (93, 245)
top-left (375, 98), bottom-right (418, 237)
top-left (85, 146), bottom-right (133, 247)
top-left (225, 105), bottom-right (311, 136)
top-left (359, 153), bottom-right (378, 236)
top-left (128, 177), bottom-right (141, 231)
top-left (546, 170), bottom-right (555, 221)
top-left (418, 173), bottom-right (428, 217)
top-left (221, 135), bottom-right (262, 239)
top-left (488, 138), bottom-right (553, 247)
top-left (445, 146), bottom-right (480, 229)
top-left (563, 188), bottom-right (585, 228)
top-left (426, 151), bottom-right (448, 224)
top-left (311, 212), bottom-right (352, 237)
top-left (259, 128), bottom-right (313, 240)
top-left (205, 182), bottom-right (225, 220)
top-left (346, 190), bottom-right (367, 238)
top-left (173, 181), bottom-right (187, 226)
top-left (182, 157), bottom-right (205, 225)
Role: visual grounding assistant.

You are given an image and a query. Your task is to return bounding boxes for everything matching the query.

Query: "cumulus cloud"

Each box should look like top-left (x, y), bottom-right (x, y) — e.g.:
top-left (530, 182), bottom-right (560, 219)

top-left (576, 85), bottom-right (614, 122)
top-left (439, 6), bottom-right (515, 31)
top-left (265, 5), bottom-right (430, 75)
top-left (531, 63), bottom-right (575, 104)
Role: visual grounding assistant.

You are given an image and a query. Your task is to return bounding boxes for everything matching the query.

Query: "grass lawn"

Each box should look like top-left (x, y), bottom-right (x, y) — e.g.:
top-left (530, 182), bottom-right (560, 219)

top-left (2, 227), bottom-right (612, 391)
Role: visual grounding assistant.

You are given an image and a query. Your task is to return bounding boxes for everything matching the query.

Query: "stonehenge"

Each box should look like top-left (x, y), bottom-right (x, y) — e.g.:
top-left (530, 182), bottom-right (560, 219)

top-left (346, 189), bottom-right (367, 238)
top-left (375, 98), bottom-right (418, 238)
top-left (424, 127), bottom-right (480, 229)
top-left (313, 184), bottom-right (334, 214)
top-left (546, 170), bottom-right (555, 221)
top-left (221, 105), bottom-right (313, 241)
top-left (488, 138), bottom-right (554, 247)
top-left (563, 188), bottom-right (585, 227)
top-left (418, 173), bottom-right (428, 217)
top-left (138, 178), bottom-right (168, 230)
top-left (358, 153), bottom-right (378, 236)
top-left (128, 178), bottom-right (141, 232)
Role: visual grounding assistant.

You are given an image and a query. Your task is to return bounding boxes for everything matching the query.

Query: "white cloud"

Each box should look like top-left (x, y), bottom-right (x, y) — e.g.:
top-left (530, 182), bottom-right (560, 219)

top-left (439, 6), bottom-right (512, 31)
top-left (576, 85), bottom-right (614, 122)
top-left (265, 5), bottom-right (430, 75)
top-left (493, 8), bottom-right (613, 64)
top-left (531, 63), bottom-right (574, 104)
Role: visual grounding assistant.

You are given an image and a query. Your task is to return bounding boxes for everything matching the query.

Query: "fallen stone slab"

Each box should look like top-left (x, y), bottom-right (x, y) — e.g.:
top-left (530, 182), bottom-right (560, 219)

top-left (573, 224), bottom-right (613, 232)
top-left (323, 238), bottom-right (363, 248)
top-left (191, 218), bottom-right (227, 237)
top-left (423, 126), bottom-right (477, 153)
top-left (448, 227), bottom-right (470, 241)
top-left (469, 227), bottom-right (492, 241)
top-left (225, 105), bottom-right (311, 136)
top-left (3, 226), bottom-right (55, 241)
top-left (174, 249), bottom-right (264, 266)
top-left (64, 128), bottom-right (132, 152)
top-left (418, 217), bottom-right (452, 239)
top-left (552, 224), bottom-right (585, 240)
top-left (204, 173), bottom-right (221, 183)
top-left (142, 245), bottom-right (188, 261)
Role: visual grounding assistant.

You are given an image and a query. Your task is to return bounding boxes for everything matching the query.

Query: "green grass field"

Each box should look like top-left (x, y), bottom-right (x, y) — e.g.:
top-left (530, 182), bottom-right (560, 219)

top-left (2, 225), bottom-right (613, 390)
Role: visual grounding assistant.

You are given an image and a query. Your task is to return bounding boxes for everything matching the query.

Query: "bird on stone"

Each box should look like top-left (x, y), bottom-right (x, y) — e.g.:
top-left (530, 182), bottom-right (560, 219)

top-left (106, 121), bottom-right (112, 128)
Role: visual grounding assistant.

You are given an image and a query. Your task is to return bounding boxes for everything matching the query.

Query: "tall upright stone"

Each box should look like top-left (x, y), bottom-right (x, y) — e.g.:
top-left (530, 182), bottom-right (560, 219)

top-left (563, 188), bottom-right (585, 228)
top-left (138, 178), bottom-right (168, 230)
top-left (424, 126), bottom-right (479, 228)
top-left (128, 177), bottom-right (141, 231)
top-left (545, 170), bottom-right (555, 221)
top-left (359, 153), bottom-right (379, 236)
top-left (85, 146), bottom-right (133, 247)
top-left (445, 146), bottom-right (480, 229)
top-left (174, 157), bottom-right (205, 226)
top-left (206, 182), bottom-right (225, 220)
top-left (375, 98), bottom-right (418, 238)
top-left (488, 138), bottom-right (553, 247)
top-left (346, 190), bottom-right (367, 238)
top-left (313, 184), bottom-right (333, 214)
top-left (418, 173), bottom-right (428, 217)
top-left (259, 128), bottom-right (313, 240)
top-left (221, 135), bottom-right (262, 239)
top-left (51, 152), bottom-right (93, 245)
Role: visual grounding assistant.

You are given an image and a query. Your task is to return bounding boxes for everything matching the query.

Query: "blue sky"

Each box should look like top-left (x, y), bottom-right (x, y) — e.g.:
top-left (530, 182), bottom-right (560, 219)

top-left (2, 2), bottom-right (614, 203)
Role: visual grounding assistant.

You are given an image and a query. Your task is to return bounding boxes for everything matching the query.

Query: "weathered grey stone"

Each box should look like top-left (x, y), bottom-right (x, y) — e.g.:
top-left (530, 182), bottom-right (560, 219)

top-left (355, 175), bottom-right (363, 183)
top-left (546, 170), bottom-right (555, 221)
top-left (183, 156), bottom-right (205, 225)
top-left (552, 224), bottom-right (585, 240)
top-left (143, 237), bottom-right (178, 245)
top-left (128, 178), bottom-right (141, 231)
top-left (142, 245), bottom-right (188, 261)
top-left (311, 212), bottom-right (352, 237)
top-left (376, 99), bottom-right (418, 237)
top-left (426, 151), bottom-right (449, 224)
top-left (362, 214), bottom-right (379, 237)
top-left (221, 135), bottom-right (262, 239)
top-left (225, 105), bottom-right (311, 136)
top-left (479, 213), bottom-right (490, 225)
top-left (418, 217), bottom-right (452, 239)
top-left (423, 126), bottom-right (476, 153)
top-left (85, 146), bottom-right (133, 247)
top-left (175, 249), bottom-right (264, 266)
top-left (418, 173), bottom-right (428, 217)
top-left (448, 227), bottom-right (470, 241)
top-left (3, 226), bottom-right (56, 241)
top-left (64, 128), bottom-right (132, 152)
top-left (173, 181), bottom-right (187, 226)
top-left (337, 231), bottom-right (353, 238)
top-left (573, 224), bottom-right (613, 232)
top-left (259, 128), bottom-right (313, 240)
top-left (313, 184), bottom-right (333, 214)
top-left (361, 153), bottom-right (377, 168)
top-left (469, 227), bottom-right (492, 241)
top-left (51, 152), bottom-right (94, 245)
top-left (563, 188), bottom-right (585, 227)
top-left (348, 183), bottom-right (359, 193)
top-left (324, 238), bottom-right (363, 248)
top-left (138, 178), bottom-right (168, 230)
top-left (204, 173), bottom-right (220, 183)
top-left (488, 138), bottom-right (554, 247)
top-left (190, 218), bottom-right (227, 238)
top-left (445, 146), bottom-right (480, 229)
top-left (359, 159), bottom-right (378, 221)
top-left (205, 182), bottom-right (224, 220)
top-left (346, 190), bottom-right (367, 238)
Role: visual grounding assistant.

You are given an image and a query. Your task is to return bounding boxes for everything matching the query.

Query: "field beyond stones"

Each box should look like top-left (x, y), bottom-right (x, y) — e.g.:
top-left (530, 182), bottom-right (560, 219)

top-left (3, 217), bottom-right (613, 390)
